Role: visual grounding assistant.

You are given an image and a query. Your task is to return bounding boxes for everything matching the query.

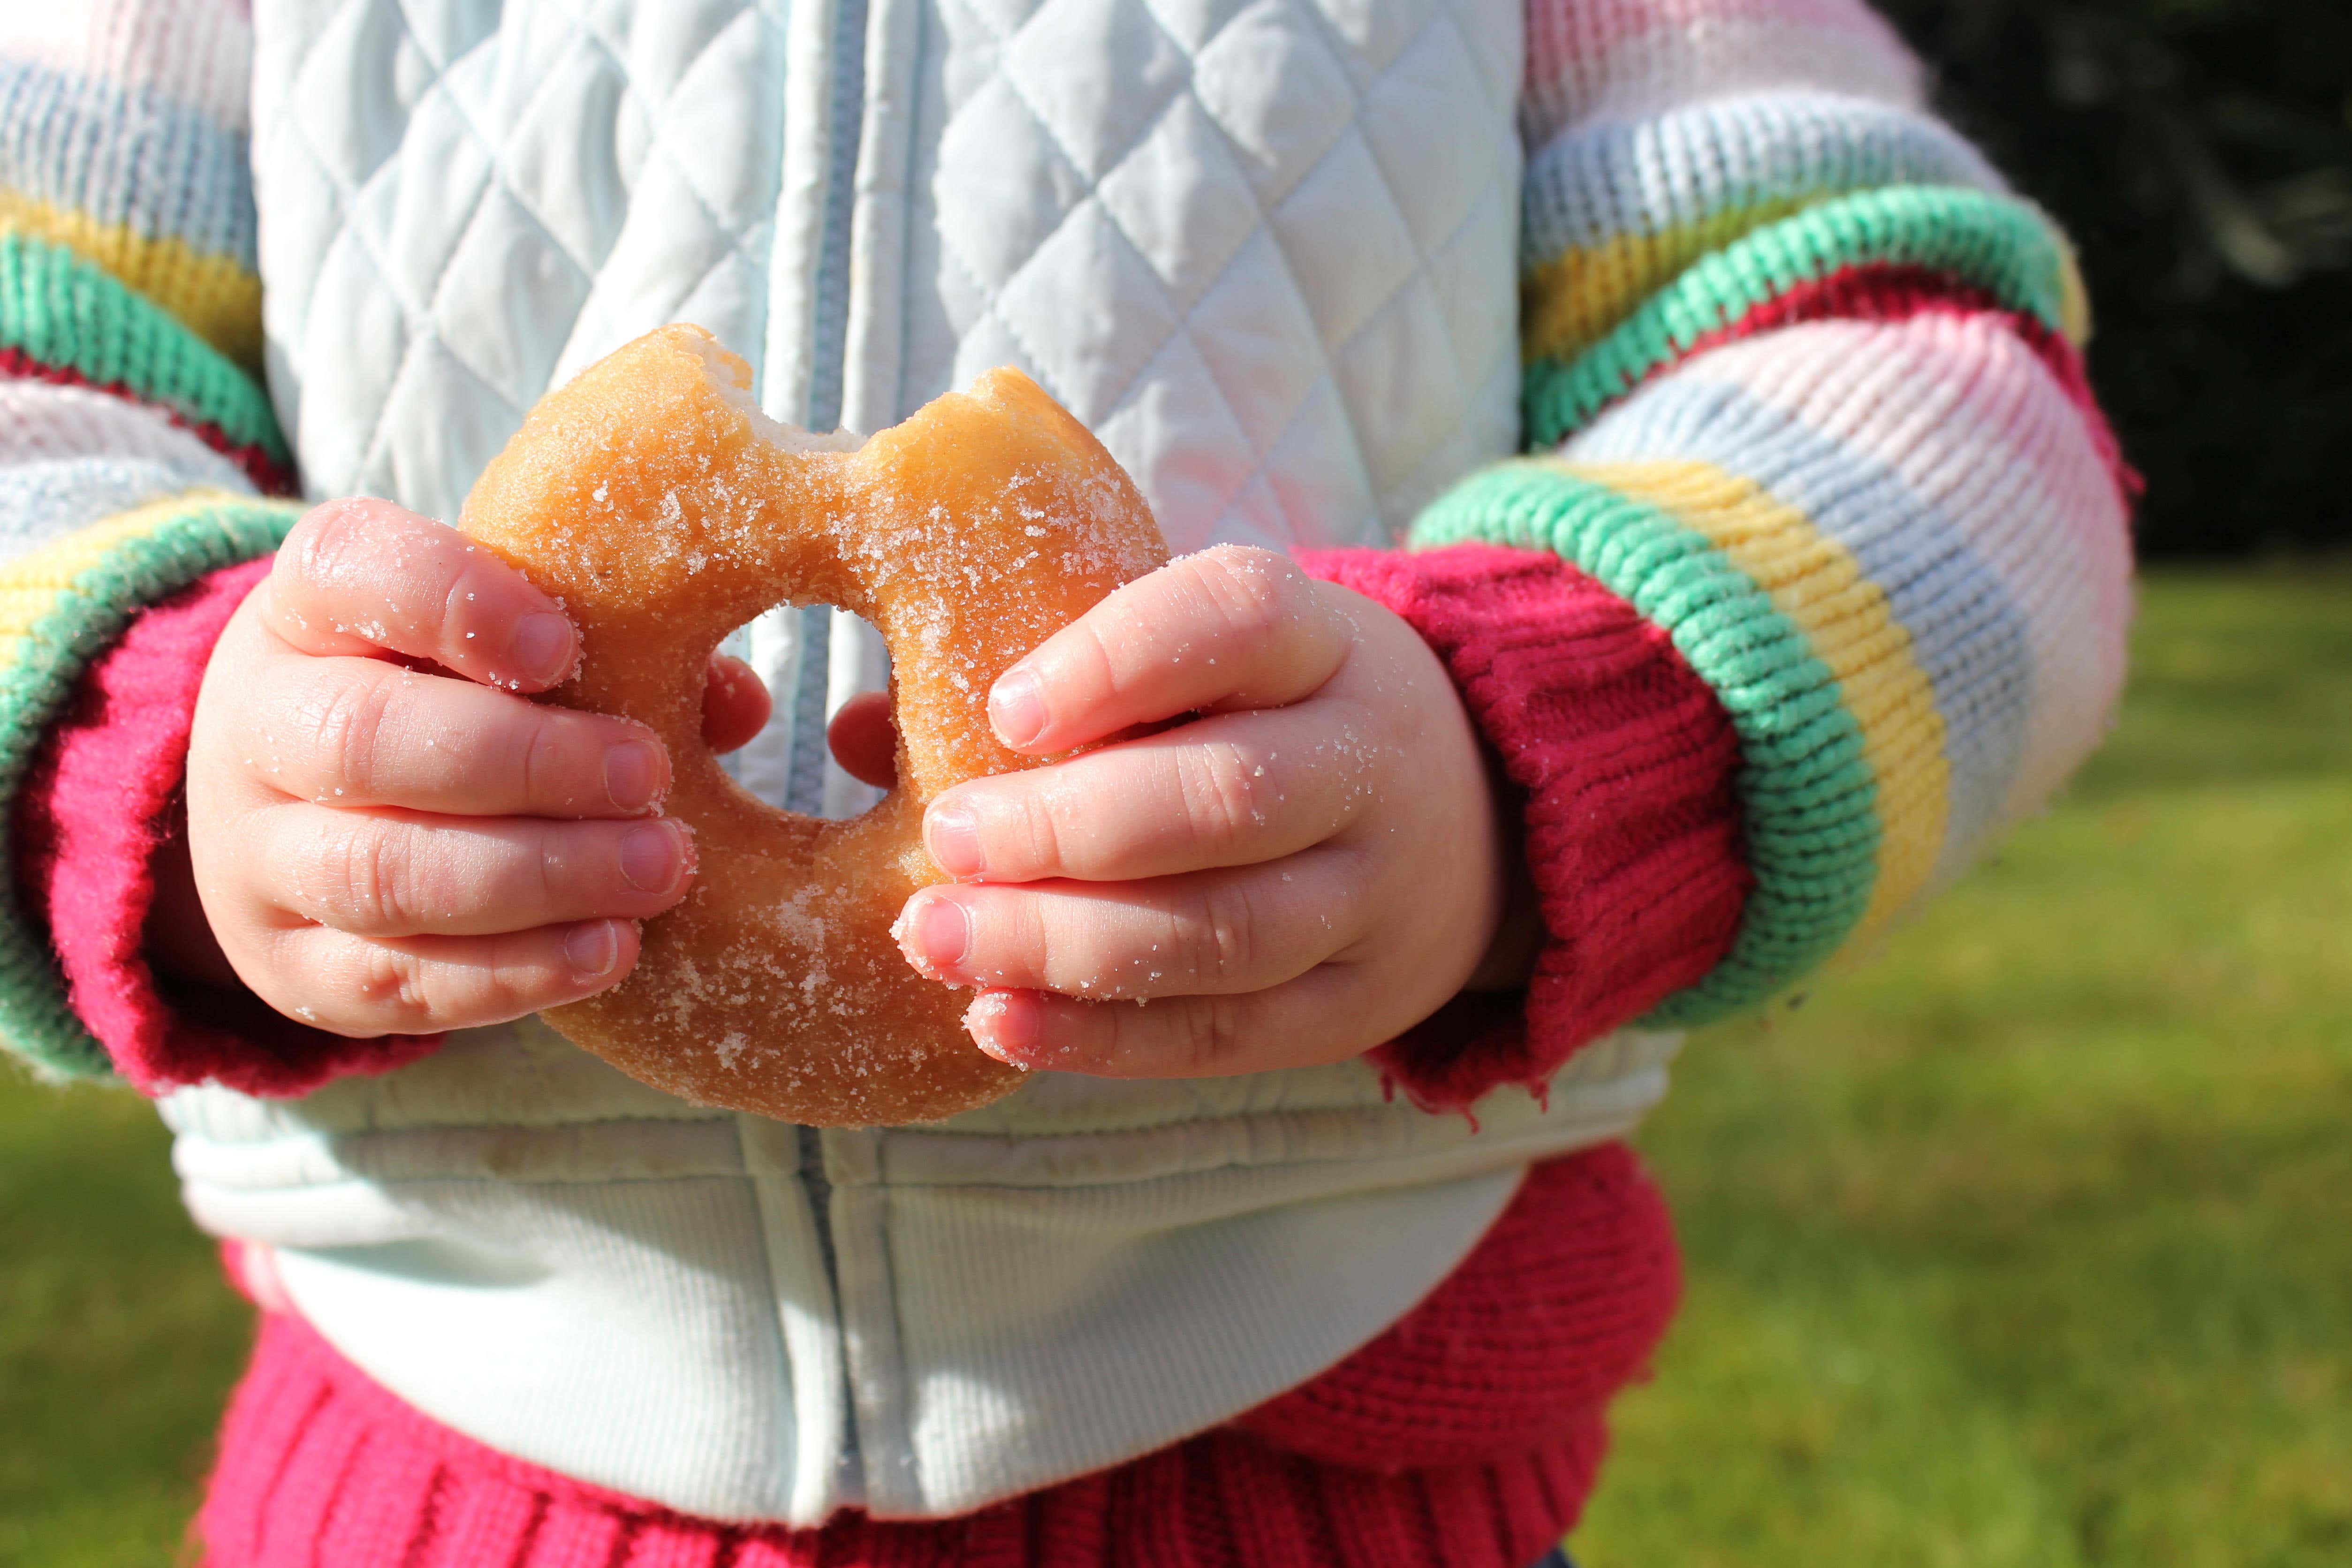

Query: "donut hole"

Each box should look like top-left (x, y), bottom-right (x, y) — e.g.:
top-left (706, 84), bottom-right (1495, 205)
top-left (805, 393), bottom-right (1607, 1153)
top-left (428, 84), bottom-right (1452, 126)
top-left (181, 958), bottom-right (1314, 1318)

top-left (715, 603), bottom-right (894, 819)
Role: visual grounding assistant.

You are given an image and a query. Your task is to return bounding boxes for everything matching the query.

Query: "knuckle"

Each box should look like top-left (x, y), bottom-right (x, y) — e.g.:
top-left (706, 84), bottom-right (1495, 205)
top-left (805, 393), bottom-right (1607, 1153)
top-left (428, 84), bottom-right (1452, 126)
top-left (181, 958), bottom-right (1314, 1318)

top-left (1013, 788), bottom-right (1076, 876)
top-left (474, 936), bottom-right (550, 1018)
top-left (515, 714), bottom-right (569, 811)
top-left (348, 932), bottom-right (549, 1033)
top-left (351, 940), bottom-right (433, 1023)
top-left (314, 670), bottom-right (399, 798)
top-left (286, 502), bottom-right (374, 595)
top-left (1068, 616), bottom-right (1130, 705)
top-left (1171, 881), bottom-right (1256, 984)
top-left (1192, 545), bottom-right (1302, 646)
top-left (331, 821), bottom-right (414, 932)
top-left (1173, 995), bottom-right (1250, 1075)
top-left (1177, 740), bottom-right (1271, 852)
top-left (531, 821), bottom-right (572, 909)
top-left (281, 509), bottom-right (338, 585)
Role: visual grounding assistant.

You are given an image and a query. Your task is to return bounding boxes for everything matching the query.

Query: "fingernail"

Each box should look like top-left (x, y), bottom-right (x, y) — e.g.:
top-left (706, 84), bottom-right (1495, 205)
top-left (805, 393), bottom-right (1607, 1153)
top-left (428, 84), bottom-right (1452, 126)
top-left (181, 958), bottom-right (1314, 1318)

top-left (605, 741), bottom-right (662, 811)
top-left (925, 804), bottom-right (983, 879)
top-left (966, 989), bottom-right (1042, 1067)
top-left (989, 668), bottom-right (1047, 748)
top-left (620, 822), bottom-right (686, 894)
top-left (564, 920), bottom-right (622, 980)
top-left (510, 612), bottom-right (575, 684)
top-left (896, 894), bottom-right (971, 976)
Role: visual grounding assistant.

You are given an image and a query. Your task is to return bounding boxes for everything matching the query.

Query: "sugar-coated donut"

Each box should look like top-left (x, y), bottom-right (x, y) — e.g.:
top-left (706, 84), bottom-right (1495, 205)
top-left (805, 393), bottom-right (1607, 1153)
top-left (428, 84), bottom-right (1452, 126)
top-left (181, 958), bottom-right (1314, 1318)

top-left (459, 326), bottom-right (1168, 1125)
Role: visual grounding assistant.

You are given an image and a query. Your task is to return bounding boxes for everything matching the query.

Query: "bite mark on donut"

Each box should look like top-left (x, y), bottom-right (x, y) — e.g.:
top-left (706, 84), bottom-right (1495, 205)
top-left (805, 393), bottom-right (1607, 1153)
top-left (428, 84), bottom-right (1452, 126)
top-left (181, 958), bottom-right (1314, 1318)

top-left (457, 324), bottom-right (1168, 1123)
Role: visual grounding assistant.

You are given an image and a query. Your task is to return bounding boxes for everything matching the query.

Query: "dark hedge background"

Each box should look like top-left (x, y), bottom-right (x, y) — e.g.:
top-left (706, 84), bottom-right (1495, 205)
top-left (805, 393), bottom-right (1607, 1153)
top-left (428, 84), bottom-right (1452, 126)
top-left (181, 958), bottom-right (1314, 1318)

top-left (1875, 0), bottom-right (2350, 559)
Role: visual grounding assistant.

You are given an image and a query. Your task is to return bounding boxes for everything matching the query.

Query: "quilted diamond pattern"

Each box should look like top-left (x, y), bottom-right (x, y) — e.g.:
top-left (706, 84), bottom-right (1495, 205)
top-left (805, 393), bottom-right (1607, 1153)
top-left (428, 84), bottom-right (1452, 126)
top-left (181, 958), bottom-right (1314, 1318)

top-left (253, 0), bottom-right (789, 523)
top-left (252, 0), bottom-right (1523, 546)
top-left (904, 0), bottom-right (1524, 553)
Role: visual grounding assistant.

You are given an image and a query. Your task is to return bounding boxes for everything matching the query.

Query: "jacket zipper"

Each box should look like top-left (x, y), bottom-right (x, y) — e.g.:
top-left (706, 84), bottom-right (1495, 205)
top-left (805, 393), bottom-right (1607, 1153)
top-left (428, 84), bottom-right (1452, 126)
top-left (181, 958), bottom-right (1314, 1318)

top-left (793, 1121), bottom-right (860, 1505)
top-left (805, 0), bottom-right (871, 438)
top-left (793, 0), bottom-right (875, 1511)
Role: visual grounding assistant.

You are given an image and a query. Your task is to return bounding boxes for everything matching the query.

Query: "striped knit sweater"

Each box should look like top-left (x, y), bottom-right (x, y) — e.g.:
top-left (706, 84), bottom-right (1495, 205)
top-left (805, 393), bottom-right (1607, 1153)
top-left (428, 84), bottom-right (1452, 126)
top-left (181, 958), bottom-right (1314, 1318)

top-left (0, 1), bottom-right (308, 1086)
top-left (0, 0), bottom-right (2134, 1101)
top-left (0, 0), bottom-right (2132, 1560)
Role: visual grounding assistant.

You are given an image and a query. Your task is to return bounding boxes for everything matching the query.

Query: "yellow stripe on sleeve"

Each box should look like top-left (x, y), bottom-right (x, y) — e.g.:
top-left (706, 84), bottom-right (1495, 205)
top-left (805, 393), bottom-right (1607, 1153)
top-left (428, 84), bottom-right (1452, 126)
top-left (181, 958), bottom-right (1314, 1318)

top-left (0, 489), bottom-right (247, 653)
top-left (1521, 196), bottom-right (1818, 369)
top-left (0, 193), bottom-right (264, 371)
top-left (1564, 459), bottom-right (1952, 936)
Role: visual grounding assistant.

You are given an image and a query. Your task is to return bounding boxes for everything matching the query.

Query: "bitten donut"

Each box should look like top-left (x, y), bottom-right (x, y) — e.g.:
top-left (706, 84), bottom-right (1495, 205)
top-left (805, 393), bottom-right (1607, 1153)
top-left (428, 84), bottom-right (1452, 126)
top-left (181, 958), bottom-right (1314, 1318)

top-left (458, 325), bottom-right (1168, 1125)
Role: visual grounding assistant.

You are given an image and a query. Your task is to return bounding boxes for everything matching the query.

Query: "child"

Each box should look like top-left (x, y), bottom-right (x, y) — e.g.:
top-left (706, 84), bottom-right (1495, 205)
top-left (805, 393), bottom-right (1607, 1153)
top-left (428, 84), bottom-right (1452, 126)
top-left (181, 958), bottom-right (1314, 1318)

top-left (0, 0), bottom-right (2134, 1562)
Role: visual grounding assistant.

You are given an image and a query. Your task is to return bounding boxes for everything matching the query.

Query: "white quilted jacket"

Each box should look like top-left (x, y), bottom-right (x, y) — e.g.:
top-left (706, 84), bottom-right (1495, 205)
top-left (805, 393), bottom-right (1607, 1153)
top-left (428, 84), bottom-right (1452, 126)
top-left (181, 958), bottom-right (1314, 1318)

top-left (255, 0), bottom-right (1521, 547)
top-left (158, 0), bottom-right (1682, 1528)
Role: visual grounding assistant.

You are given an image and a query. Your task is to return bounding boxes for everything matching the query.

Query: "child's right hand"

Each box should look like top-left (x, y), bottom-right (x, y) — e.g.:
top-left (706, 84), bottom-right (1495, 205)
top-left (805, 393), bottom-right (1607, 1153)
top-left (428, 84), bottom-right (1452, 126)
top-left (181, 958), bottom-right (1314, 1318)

top-left (182, 500), bottom-right (751, 1037)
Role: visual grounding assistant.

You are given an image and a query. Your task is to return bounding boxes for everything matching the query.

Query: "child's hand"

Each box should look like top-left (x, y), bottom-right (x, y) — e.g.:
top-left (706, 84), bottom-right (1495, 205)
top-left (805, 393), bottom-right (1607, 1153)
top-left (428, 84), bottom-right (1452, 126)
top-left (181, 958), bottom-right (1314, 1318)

top-left (179, 500), bottom-right (765, 1037)
top-left (891, 545), bottom-right (1516, 1078)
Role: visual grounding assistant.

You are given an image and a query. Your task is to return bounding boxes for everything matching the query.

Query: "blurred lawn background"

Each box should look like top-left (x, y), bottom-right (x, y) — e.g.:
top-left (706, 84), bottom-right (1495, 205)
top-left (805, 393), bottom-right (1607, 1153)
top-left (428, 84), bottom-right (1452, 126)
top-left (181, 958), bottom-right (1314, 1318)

top-left (1569, 567), bottom-right (2352, 1565)
top-left (3, 11), bottom-right (2348, 1556)
top-left (2, 566), bottom-right (2346, 1564)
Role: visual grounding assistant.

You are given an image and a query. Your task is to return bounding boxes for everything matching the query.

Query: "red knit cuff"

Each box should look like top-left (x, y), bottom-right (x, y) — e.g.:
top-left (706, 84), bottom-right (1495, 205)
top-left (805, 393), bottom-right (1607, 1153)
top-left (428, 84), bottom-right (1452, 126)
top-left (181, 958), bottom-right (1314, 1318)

top-left (11, 559), bottom-right (441, 1097)
top-left (1295, 544), bottom-right (1751, 1110)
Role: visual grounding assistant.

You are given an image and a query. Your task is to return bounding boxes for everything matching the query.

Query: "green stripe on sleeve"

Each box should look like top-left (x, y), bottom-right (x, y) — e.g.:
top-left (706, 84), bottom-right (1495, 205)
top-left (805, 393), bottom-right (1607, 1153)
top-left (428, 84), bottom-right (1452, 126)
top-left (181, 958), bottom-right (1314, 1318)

top-left (0, 497), bottom-right (300, 1081)
top-left (1411, 461), bottom-right (1881, 1025)
top-left (1526, 185), bottom-right (2077, 448)
top-left (0, 233), bottom-right (291, 464)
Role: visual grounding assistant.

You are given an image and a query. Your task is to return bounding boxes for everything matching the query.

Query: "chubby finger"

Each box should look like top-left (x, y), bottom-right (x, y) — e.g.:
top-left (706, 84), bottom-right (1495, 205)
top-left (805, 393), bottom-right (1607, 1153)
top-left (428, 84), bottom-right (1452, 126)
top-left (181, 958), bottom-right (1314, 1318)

top-left (259, 919), bottom-right (641, 1036)
top-left (704, 654), bottom-right (773, 754)
top-left (253, 806), bottom-right (694, 937)
top-left (826, 691), bottom-right (898, 788)
top-left (989, 545), bottom-right (1352, 753)
top-left (249, 655), bottom-right (670, 817)
top-left (960, 966), bottom-right (1372, 1079)
top-left (923, 702), bottom-right (1383, 882)
top-left (262, 498), bottom-right (579, 690)
top-left (894, 849), bottom-right (1364, 999)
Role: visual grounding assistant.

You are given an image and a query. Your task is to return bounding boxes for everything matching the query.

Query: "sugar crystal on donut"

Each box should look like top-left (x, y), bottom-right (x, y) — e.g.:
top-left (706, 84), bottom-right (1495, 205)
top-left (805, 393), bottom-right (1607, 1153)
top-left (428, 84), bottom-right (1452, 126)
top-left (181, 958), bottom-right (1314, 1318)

top-left (459, 325), bottom-right (1168, 1125)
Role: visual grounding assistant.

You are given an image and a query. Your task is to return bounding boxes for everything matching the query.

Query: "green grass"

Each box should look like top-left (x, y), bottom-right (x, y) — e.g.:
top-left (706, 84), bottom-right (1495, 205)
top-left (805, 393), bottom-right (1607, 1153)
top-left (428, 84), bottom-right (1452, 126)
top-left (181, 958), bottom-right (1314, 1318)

top-left (0, 569), bottom-right (2346, 1565)
top-left (1573, 568), bottom-right (2352, 1566)
top-left (0, 1076), bottom-right (249, 1566)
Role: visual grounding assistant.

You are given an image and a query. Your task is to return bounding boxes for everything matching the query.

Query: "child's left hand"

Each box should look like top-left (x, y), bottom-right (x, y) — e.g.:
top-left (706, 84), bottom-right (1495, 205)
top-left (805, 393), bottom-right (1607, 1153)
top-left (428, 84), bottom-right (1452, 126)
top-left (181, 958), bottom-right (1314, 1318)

top-left (883, 545), bottom-right (1523, 1078)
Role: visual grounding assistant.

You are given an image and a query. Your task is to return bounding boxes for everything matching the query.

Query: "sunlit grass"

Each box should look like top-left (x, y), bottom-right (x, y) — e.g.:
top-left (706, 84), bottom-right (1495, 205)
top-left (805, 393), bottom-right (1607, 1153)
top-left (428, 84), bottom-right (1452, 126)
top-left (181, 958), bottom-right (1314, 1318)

top-left (1573, 568), bottom-right (2352, 1566)
top-left (0, 570), bottom-right (2344, 1564)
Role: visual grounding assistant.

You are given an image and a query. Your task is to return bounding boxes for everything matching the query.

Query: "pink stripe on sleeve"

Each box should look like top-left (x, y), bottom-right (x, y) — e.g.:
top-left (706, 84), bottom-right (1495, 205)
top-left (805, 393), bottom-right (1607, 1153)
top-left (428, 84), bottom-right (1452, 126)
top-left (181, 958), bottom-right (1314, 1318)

top-left (1524, 0), bottom-right (1922, 139)
top-left (1537, 0), bottom-right (1902, 57)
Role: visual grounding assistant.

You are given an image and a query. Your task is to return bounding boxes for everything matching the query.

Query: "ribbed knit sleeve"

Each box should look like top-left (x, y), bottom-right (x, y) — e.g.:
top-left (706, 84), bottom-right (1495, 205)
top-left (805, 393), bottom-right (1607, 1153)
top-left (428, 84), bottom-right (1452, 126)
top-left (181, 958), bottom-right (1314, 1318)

top-left (9, 552), bottom-right (439, 1094)
top-left (1, 0), bottom-right (266, 375)
top-left (1301, 543), bottom-right (1749, 1106)
top-left (0, 0), bottom-right (312, 1083)
top-left (1418, 0), bottom-right (2137, 1031)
